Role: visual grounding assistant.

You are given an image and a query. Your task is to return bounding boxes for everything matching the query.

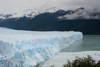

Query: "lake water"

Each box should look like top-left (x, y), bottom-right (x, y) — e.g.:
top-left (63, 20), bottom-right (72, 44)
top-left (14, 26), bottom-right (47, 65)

top-left (61, 35), bottom-right (100, 52)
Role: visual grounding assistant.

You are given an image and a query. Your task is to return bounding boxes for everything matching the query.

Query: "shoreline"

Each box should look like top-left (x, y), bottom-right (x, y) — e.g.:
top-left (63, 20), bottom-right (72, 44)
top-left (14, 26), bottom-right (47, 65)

top-left (42, 51), bottom-right (100, 67)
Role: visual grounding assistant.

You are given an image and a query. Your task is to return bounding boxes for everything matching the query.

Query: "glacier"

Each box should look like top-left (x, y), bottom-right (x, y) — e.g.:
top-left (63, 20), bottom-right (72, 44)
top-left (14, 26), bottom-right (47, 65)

top-left (0, 29), bottom-right (83, 67)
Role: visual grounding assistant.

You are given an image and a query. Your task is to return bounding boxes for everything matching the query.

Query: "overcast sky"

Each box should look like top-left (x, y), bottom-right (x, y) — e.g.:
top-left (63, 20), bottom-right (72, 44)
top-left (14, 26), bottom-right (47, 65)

top-left (0, 0), bottom-right (100, 14)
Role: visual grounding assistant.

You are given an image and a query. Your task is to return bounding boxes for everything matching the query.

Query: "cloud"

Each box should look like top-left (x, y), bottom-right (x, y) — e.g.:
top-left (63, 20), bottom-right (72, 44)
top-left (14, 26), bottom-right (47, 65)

top-left (58, 8), bottom-right (100, 20)
top-left (0, 0), bottom-right (100, 14)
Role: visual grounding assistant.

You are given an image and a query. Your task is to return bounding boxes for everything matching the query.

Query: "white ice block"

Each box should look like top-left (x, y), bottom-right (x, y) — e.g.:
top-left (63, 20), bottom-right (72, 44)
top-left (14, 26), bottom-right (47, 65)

top-left (0, 29), bottom-right (83, 67)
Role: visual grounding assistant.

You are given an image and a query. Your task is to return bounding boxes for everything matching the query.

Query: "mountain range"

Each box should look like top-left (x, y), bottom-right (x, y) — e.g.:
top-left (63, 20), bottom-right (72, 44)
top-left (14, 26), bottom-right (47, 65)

top-left (0, 7), bottom-right (100, 35)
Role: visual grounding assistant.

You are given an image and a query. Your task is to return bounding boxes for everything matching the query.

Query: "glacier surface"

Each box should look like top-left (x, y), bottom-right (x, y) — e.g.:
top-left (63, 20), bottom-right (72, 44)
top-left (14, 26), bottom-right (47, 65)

top-left (0, 29), bottom-right (83, 67)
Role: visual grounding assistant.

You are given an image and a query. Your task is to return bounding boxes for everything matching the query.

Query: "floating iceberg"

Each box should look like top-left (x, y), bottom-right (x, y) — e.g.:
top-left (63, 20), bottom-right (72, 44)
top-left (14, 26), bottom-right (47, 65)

top-left (0, 29), bottom-right (83, 67)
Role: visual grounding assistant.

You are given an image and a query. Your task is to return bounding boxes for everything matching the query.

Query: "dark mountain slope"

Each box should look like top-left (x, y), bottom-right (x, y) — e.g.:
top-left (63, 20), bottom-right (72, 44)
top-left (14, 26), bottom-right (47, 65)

top-left (0, 8), bottom-right (100, 35)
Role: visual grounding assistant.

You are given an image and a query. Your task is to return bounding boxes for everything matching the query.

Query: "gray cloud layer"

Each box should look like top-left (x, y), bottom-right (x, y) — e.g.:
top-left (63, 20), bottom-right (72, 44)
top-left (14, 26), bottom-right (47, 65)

top-left (0, 0), bottom-right (100, 14)
top-left (58, 8), bottom-right (100, 20)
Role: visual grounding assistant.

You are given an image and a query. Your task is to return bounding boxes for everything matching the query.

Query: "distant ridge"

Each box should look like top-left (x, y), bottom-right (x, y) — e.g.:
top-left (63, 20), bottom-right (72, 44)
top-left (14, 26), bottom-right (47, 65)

top-left (0, 7), bottom-right (100, 35)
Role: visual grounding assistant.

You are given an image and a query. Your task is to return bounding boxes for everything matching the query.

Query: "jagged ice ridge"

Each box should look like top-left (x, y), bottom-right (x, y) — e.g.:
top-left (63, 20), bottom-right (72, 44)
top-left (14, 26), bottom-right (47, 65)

top-left (0, 29), bottom-right (83, 67)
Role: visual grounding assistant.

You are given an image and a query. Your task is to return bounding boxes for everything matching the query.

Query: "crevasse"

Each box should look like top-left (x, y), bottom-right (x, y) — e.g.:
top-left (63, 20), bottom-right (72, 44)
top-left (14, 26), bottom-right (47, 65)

top-left (0, 29), bottom-right (83, 67)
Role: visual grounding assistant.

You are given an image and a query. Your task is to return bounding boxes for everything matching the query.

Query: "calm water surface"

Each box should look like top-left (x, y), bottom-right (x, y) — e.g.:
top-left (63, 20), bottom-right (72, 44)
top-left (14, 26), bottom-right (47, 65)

top-left (61, 35), bottom-right (100, 52)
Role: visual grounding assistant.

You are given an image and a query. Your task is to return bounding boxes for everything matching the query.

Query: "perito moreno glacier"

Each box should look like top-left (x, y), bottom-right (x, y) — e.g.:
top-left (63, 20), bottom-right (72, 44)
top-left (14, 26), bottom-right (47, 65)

top-left (0, 28), bottom-right (83, 67)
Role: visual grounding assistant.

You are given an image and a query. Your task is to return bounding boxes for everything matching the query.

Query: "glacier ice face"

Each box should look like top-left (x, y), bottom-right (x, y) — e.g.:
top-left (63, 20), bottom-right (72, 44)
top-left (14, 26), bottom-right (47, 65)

top-left (0, 29), bottom-right (83, 67)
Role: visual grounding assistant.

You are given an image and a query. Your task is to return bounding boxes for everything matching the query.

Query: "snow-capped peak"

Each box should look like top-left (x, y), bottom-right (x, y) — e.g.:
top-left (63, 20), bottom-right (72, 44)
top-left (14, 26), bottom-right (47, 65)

top-left (0, 7), bottom-right (60, 20)
top-left (10, 9), bottom-right (39, 19)
top-left (0, 9), bottom-right (39, 20)
top-left (45, 7), bottom-right (59, 13)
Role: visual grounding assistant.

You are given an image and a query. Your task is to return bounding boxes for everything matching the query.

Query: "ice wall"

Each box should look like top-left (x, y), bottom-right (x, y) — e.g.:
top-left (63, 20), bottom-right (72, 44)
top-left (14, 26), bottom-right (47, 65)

top-left (0, 29), bottom-right (83, 67)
